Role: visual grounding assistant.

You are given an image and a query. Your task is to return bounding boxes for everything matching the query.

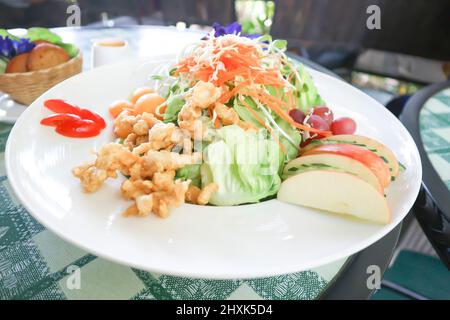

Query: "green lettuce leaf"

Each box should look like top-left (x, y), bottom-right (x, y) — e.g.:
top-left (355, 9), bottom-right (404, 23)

top-left (296, 64), bottom-right (324, 112)
top-left (56, 42), bottom-right (78, 58)
top-left (26, 27), bottom-right (62, 43)
top-left (0, 58), bottom-right (7, 74)
top-left (233, 95), bottom-right (265, 129)
top-left (275, 115), bottom-right (301, 162)
top-left (176, 164), bottom-right (201, 187)
top-left (0, 29), bottom-right (20, 41)
top-left (201, 125), bottom-right (283, 205)
top-left (234, 95), bottom-right (300, 162)
top-left (163, 94), bottom-right (185, 123)
top-left (24, 28), bottom-right (78, 58)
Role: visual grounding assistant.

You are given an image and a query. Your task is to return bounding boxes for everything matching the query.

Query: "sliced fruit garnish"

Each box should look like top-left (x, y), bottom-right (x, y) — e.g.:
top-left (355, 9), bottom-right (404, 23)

top-left (302, 143), bottom-right (391, 188)
top-left (278, 170), bottom-right (391, 224)
top-left (301, 134), bottom-right (400, 178)
top-left (283, 153), bottom-right (383, 193)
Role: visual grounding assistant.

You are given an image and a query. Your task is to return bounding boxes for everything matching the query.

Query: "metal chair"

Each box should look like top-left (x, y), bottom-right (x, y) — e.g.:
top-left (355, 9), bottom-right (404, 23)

top-left (400, 81), bottom-right (450, 269)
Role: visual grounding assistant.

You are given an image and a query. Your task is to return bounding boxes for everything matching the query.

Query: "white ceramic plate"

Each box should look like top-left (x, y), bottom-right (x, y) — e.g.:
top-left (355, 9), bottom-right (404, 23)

top-left (5, 56), bottom-right (422, 279)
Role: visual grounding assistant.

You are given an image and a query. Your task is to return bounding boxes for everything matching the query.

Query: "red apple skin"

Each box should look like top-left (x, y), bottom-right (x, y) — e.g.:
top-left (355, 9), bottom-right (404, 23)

top-left (302, 144), bottom-right (391, 188)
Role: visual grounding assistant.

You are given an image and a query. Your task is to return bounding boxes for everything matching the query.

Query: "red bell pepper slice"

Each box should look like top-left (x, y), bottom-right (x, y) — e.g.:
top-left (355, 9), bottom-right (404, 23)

top-left (44, 99), bottom-right (81, 114)
top-left (78, 109), bottom-right (106, 129)
top-left (55, 119), bottom-right (101, 138)
top-left (44, 99), bottom-right (106, 128)
top-left (40, 113), bottom-right (82, 127)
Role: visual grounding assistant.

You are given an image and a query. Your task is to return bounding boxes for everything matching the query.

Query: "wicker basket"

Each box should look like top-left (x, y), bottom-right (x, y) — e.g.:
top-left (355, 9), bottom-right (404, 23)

top-left (0, 51), bottom-right (83, 105)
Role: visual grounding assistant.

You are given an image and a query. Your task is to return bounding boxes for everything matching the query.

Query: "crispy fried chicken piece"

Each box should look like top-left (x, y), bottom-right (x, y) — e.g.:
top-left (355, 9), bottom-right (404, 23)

top-left (214, 102), bottom-right (239, 125)
top-left (152, 179), bottom-right (190, 218)
top-left (72, 143), bottom-right (139, 192)
top-left (121, 179), bottom-right (153, 200)
top-left (185, 183), bottom-right (219, 205)
top-left (72, 163), bottom-right (108, 193)
top-left (187, 81), bottom-right (222, 109)
top-left (178, 81), bottom-right (222, 138)
top-left (197, 183), bottom-right (219, 205)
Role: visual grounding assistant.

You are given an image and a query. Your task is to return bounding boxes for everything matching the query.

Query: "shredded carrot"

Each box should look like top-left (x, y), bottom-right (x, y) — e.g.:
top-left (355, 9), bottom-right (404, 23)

top-left (214, 117), bottom-right (221, 129)
top-left (239, 96), bottom-right (288, 155)
top-left (249, 89), bottom-right (332, 136)
top-left (175, 36), bottom-right (332, 138)
top-left (175, 40), bottom-right (284, 88)
top-left (219, 81), bottom-right (250, 104)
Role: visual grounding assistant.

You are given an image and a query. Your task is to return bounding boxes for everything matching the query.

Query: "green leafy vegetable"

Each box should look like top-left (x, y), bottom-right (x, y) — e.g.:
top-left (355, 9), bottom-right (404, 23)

top-left (0, 29), bottom-right (20, 41)
top-left (176, 164), bottom-right (202, 187)
top-left (0, 58), bottom-right (7, 73)
top-left (233, 96), bottom-right (265, 129)
top-left (56, 42), bottom-right (78, 58)
top-left (163, 95), bottom-right (185, 123)
top-left (257, 34), bottom-right (272, 43)
top-left (233, 95), bottom-right (300, 162)
top-left (272, 39), bottom-right (287, 51)
top-left (24, 28), bottom-right (78, 58)
top-left (201, 125), bottom-right (283, 205)
top-left (151, 75), bottom-right (164, 81)
top-left (26, 27), bottom-right (62, 43)
top-left (275, 114), bottom-right (301, 161)
top-left (296, 64), bottom-right (324, 112)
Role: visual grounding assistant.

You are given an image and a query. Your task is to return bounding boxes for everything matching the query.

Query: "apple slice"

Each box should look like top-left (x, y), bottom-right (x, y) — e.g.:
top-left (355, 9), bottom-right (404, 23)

top-left (301, 134), bottom-right (399, 177)
top-left (283, 154), bottom-right (383, 193)
top-left (277, 170), bottom-right (391, 224)
top-left (302, 144), bottom-right (391, 188)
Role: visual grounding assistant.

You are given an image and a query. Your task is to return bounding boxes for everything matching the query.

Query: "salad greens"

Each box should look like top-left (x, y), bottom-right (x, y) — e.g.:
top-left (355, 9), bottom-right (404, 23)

top-left (233, 96), bottom-right (301, 162)
top-left (156, 29), bottom-right (327, 205)
top-left (201, 125), bottom-right (283, 206)
top-left (163, 94), bottom-right (185, 123)
top-left (296, 64), bottom-right (325, 112)
top-left (176, 164), bottom-right (202, 188)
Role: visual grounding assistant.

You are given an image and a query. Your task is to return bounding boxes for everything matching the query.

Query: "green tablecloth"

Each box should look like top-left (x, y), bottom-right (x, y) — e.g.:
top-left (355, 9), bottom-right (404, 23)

top-left (420, 88), bottom-right (450, 190)
top-left (0, 27), bottom-right (347, 300)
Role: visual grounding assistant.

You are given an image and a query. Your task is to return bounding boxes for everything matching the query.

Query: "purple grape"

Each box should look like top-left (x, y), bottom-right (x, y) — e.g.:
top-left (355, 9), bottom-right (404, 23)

top-left (289, 109), bottom-right (306, 124)
top-left (306, 114), bottom-right (330, 131)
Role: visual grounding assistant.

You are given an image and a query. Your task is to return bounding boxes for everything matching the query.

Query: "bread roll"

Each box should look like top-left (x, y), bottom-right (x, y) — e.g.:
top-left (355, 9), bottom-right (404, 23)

top-left (27, 43), bottom-right (69, 71)
top-left (5, 53), bottom-right (30, 73)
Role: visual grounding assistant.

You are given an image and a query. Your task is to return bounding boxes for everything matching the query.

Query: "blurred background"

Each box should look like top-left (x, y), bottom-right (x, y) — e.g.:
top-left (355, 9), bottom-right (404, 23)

top-left (1, 0), bottom-right (449, 299)
top-left (1, 0), bottom-right (449, 105)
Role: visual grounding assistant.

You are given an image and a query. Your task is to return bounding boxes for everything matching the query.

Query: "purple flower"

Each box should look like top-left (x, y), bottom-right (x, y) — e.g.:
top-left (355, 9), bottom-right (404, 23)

top-left (212, 22), bottom-right (242, 37)
top-left (243, 33), bottom-right (261, 40)
top-left (0, 36), bottom-right (14, 59)
top-left (0, 36), bottom-right (35, 60)
top-left (211, 22), bottom-right (261, 39)
top-left (13, 38), bottom-right (35, 56)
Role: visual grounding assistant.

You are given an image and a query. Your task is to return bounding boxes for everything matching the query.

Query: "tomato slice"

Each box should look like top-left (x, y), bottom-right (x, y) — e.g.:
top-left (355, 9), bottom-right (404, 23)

top-left (44, 99), bottom-right (81, 114)
top-left (40, 113), bottom-right (82, 127)
top-left (78, 109), bottom-right (106, 129)
top-left (55, 119), bottom-right (101, 138)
